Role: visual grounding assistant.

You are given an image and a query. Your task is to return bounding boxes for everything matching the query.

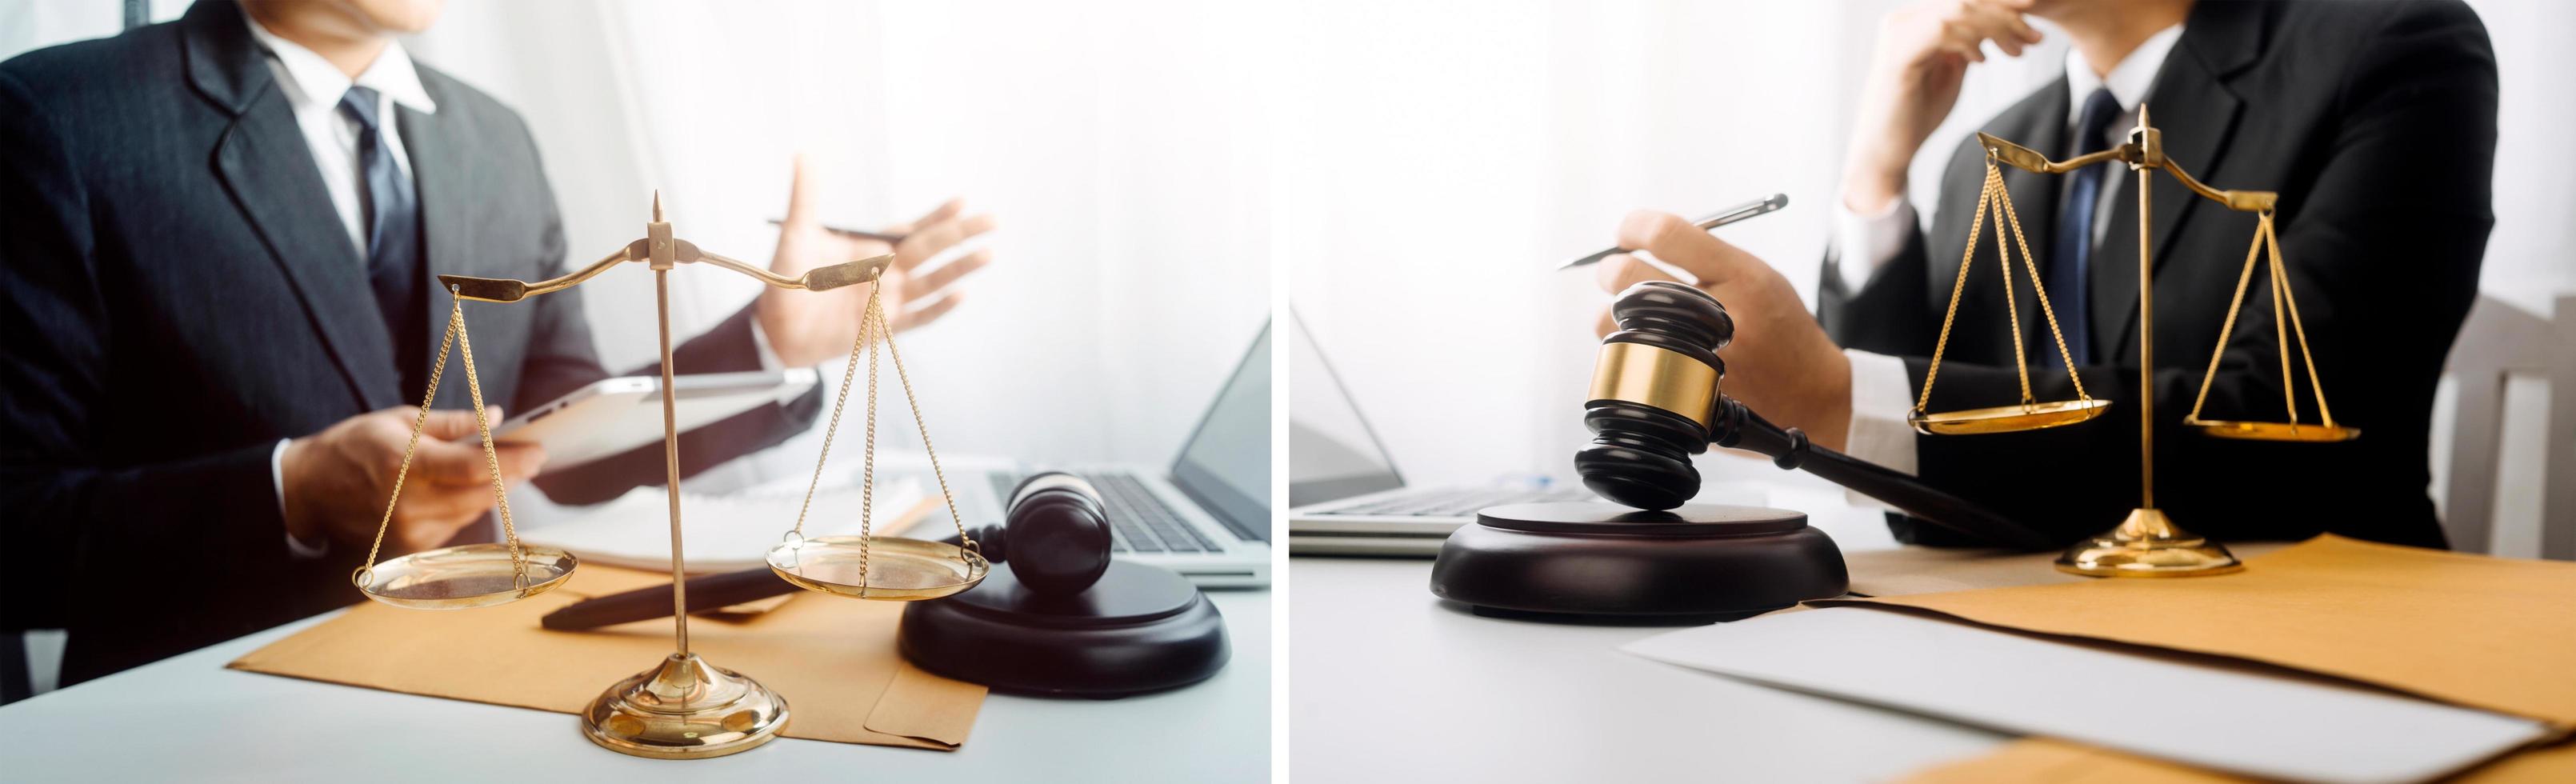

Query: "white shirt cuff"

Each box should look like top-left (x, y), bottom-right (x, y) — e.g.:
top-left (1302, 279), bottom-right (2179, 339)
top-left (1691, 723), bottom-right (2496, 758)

top-left (1830, 195), bottom-right (1917, 292)
top-left (1841, 349), bottom-right (1920, 510)
top-left (274, 438), bottom-right (330, 559)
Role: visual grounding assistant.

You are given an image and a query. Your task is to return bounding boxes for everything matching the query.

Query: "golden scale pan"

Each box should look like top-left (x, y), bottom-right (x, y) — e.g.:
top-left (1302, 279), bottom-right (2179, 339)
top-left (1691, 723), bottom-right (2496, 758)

top-left (345, 195), bottom-right (981, 758)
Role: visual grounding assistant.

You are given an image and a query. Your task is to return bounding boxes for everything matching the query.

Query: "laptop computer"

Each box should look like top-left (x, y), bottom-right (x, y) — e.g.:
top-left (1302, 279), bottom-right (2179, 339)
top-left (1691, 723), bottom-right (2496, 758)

top-left (1286, 312), bottom-right (1592, 557)
top-left (959, 322), bottom-right (1273, 587)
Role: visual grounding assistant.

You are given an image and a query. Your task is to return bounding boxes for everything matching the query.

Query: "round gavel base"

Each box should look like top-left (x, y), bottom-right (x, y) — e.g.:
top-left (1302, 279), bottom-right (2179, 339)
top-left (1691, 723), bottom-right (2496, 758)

top-left (900, 561), bottom-right (1228, 698)
top-left (1429, 502), bottom-right (1848, 623)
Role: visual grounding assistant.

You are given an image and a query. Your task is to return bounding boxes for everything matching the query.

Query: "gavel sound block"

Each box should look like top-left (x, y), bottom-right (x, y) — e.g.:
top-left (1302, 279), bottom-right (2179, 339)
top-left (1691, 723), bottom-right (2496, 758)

top-left (900, 473), bottom-right (1230, 698)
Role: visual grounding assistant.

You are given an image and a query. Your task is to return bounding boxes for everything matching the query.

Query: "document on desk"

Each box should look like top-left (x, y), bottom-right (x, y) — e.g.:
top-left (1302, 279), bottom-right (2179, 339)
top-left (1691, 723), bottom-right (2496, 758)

top-left (1622, 608), bottom-right (2550, 784)
top-left (514, 474), bottom-right (930, 571)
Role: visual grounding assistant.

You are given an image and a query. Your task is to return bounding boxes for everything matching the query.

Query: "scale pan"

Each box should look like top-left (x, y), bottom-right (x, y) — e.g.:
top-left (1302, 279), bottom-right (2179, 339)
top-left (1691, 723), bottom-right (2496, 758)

top-left (354, 543), bottom-right (578, 610)
top-left (1909, 398), bottom-right (2112, 435)
top-left (2190, 419), bottom-right (2360, 442)
top-left (766, 535), bottom-right (988, 601)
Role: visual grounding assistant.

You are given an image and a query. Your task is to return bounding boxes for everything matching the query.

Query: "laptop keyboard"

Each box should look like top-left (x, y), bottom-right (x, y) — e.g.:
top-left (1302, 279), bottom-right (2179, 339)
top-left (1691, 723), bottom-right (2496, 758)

top-left (1322, 486), bottom-right (1594, 517)
top-left (988, 472), bottom-right (1219, 554)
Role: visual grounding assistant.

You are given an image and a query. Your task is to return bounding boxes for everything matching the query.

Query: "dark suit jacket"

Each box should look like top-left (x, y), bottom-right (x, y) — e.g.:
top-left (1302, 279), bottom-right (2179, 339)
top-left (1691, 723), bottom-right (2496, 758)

top-left (1818, 1), bottom-right (2495, 549)
top-left (0, 1), bottom-right (821, 683)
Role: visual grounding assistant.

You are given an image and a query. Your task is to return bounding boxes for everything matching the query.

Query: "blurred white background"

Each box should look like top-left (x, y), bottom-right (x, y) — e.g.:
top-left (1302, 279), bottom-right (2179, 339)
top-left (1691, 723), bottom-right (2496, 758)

top-left (2, 0), bottom-right (1276, 482)
top-left (1278, 0), bottom-right (2574, 554)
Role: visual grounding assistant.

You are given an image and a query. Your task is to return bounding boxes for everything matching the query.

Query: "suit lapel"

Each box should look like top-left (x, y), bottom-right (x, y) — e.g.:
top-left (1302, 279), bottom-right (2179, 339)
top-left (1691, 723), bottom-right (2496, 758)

top-left (191, 2), bottom-right (394, 410)
top-left (398, 96), bottom-right (474, 378)
top-left (2094, 3), bottom-right (2266, 357)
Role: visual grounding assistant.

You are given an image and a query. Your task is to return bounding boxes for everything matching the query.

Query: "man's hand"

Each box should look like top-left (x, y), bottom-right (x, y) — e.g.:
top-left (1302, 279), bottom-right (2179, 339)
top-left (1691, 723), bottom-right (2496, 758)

top-left (761, 156), bottom-right (996, 366)
top-left (281, 407), bottom-right (546, 554)
top-left (1842, 0), bottom-right (2043, 214)
top-left (1594, 212), bottom-right (1853, 451)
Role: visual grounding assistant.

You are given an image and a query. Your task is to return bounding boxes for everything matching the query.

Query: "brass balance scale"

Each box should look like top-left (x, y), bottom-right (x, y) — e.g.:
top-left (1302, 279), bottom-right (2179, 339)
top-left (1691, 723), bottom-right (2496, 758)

top-left (344, 194), bottom-right (986, 758)
top-left (1909, 107), bottom-right (2358, 578)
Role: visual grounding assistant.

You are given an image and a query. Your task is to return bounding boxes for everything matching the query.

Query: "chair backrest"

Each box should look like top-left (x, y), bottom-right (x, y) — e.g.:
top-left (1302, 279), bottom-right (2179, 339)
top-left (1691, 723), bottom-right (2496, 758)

top-left (2438, 294), bottom-right (2576, 558)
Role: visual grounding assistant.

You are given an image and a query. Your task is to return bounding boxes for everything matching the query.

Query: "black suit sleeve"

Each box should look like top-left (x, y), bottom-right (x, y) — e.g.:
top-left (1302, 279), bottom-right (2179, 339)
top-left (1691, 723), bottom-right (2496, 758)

top-left (0, 71), bottom-right (311, 631)
top-left (1818, 216), bottom-right (1936, 358)
top-left (1890, 2), bottom-right (2497, 547)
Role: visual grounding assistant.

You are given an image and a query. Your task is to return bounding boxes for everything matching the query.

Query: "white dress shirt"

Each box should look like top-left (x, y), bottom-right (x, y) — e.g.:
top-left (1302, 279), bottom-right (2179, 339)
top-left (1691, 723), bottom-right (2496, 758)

top-left (1830, 25), bottom-right (2186, 490)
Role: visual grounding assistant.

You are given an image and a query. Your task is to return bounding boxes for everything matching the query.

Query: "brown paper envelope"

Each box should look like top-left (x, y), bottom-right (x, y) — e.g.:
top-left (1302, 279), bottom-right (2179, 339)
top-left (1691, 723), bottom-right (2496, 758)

top-left (1844, 541), bottom-right (2294, 597)
top-left (1902, 735), bottom-right (2576, 784)
top-left (1816, 534), bottom-right (2576, 728)
top-left (228, 564), bottom-right (985, 749)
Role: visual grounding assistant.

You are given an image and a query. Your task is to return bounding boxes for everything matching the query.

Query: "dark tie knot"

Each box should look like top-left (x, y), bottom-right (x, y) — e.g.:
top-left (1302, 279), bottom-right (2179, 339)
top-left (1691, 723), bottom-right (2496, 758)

top-left (338, 85), bottom-right (384, 135)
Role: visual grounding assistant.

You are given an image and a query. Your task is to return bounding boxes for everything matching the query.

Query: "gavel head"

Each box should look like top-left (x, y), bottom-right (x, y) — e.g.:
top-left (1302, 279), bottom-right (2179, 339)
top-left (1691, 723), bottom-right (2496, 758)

top-left (1575, 281), bottom-right (1732, 510)
top-left (999, 471), bottom-right (1115, 594)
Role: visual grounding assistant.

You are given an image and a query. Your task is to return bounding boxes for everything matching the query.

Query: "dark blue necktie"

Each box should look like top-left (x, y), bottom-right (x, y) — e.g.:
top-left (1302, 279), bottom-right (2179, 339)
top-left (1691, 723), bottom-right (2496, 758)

top-left (2046, 87), bottom-right (2122, 369)
top-left (338, 86), bottom-right (427, 398)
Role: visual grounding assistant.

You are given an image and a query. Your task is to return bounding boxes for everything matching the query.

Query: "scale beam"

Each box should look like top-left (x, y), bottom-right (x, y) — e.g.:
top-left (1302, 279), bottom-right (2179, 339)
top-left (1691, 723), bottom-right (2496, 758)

top-left (439, 243), bottom-right (892, 303)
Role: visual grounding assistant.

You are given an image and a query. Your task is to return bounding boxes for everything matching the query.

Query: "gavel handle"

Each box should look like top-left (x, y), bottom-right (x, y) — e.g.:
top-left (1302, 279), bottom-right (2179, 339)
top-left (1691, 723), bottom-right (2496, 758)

top-left (1708, 396), bottom-right (2058, 551)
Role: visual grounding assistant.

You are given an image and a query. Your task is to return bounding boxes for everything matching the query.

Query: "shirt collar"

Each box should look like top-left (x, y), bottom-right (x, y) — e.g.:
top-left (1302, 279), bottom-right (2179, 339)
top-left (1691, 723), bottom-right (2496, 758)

top-left (2065, 23), bottom-right (2183, 123)
top-left (242, 12), bottom-right (438, 115)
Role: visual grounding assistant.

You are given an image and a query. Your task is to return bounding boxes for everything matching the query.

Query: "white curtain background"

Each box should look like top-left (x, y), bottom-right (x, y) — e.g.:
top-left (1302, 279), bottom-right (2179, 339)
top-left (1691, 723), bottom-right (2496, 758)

top-left (1281, 0), bottom-right (2576, 552)
top-left (4, 0), bottom-right (1276, 483)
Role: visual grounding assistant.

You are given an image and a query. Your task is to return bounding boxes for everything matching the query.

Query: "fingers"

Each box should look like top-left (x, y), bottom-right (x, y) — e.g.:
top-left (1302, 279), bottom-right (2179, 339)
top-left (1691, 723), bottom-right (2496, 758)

top-left (893, 213), bottom-right (998, 271)
top-left (1937, 0), bottom-right (2041, 61)
top-left (410, 436), bottom-right (545, 486)
top-left (1595, 307), bottom-right (1618, 339)
top-left (781, 154), bottom-right (821, 231)
top-left (1614, 210), bottom-right (1754, 286)
top-left (889, 293), bottom-right (965, 333)
top-left (886, 198), bottom-right (965, 235)
top-left (899, 248), bottom-right (993, 302)
top-left (417, 406), bottom-right (503, 441)
top-left (1594, 254), bottom-right (1678, 295)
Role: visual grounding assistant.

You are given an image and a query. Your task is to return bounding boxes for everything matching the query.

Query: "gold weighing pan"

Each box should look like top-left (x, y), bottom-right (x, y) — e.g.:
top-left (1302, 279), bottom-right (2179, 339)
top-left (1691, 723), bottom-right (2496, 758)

top-left (354, 543), bottom-right (578, 610)
top-left (766, 535), bottom-right (988, 601)
top-left (2190, 419), bottom-right (2361, 442)
top-left (1909, 398), bottom-right (2113, 435)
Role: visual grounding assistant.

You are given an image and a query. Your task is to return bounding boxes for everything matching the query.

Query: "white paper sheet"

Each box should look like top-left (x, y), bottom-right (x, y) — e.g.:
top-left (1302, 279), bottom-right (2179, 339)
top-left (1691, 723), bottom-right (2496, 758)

top-left (1620, 608), bottom-right (2550, 784)
top-left (514, 474), bottom-right (929, 571)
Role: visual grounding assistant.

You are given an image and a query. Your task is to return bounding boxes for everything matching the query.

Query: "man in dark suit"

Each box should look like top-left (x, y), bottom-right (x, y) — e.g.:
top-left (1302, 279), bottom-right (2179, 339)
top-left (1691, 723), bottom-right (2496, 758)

top-left (0, 0), bottom-right (994, 683)
top-left (1591, 0), bottom-right (2495, 548)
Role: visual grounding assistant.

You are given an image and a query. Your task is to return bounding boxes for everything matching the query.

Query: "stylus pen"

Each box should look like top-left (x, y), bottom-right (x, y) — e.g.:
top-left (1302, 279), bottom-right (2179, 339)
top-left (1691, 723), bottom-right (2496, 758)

top-left (1557, 193), bottom-right (1790, 270)
top-left (765, 218), bottom-right (908, 246)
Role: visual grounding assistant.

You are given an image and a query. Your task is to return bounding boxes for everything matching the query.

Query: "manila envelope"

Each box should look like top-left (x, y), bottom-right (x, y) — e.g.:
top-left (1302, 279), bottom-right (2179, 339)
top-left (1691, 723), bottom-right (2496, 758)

top-left (1815, 535), bottom-right (2576, 729)
top-left (1903, 735), bottom-right (2576, 784)
top-left (229, 564), bottom-right (984, 750)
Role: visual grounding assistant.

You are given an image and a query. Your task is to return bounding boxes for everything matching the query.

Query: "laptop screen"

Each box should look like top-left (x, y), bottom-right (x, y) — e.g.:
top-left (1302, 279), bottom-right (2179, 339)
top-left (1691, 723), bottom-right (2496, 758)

top-left (1286, 310), bottom-right (1405, 508)
top-left (1169, 322), bottom-right (1272, 542)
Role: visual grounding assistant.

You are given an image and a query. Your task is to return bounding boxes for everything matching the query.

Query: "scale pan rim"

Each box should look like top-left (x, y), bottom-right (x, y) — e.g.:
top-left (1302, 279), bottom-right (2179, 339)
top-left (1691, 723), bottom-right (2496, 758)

top-left (354, 542), bottom-right (578, 610)
top-left (2187, 419), bottom-right (2362, 442)
top-left (1909, 398), bottom-right (2112, 435)
top-left (765, 534), bottom-right (988, 601)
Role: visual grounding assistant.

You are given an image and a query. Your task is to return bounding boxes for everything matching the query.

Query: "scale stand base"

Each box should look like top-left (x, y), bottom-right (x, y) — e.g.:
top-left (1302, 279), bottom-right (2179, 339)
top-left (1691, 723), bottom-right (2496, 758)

top-left (581, 652), bottom-right (790, 759)
top-left (2055, 507), bottom-right (2244, 578)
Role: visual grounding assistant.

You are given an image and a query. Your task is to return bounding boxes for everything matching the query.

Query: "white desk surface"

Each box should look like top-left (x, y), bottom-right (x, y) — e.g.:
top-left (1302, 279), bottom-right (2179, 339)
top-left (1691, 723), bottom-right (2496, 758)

top-left (0, 589), bottom-right (1270, 783)
top-left (1288, 475), bottom-right (2014, 783)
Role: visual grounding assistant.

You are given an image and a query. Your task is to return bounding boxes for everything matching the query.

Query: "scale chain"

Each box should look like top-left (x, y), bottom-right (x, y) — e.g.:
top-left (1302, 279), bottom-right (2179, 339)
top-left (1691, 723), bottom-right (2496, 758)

top-left (1915, 163), bottom-right (1999, 416)
top-left (354, 293), bottom-right (527, 589)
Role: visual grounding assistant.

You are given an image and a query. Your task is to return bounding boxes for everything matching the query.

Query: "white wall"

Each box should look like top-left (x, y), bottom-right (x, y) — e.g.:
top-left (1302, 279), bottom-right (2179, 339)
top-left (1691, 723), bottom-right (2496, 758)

top-left (1286, 0), bottom-right (2576, 493)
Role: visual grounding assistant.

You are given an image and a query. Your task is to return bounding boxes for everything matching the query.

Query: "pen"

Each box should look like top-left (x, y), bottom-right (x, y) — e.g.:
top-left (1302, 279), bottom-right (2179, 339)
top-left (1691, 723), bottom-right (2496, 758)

top-left (539, 566), bottom-right (797, 631)
top-left (766, 218), bottom-right (908, 246)
top-left (1557, 193), bottom-right (1790, 270)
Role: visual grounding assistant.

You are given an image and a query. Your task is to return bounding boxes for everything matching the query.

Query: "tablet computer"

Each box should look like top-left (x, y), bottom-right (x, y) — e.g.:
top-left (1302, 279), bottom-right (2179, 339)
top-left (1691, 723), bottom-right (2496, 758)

top-left (493, 369), bottom-right (818, 469)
